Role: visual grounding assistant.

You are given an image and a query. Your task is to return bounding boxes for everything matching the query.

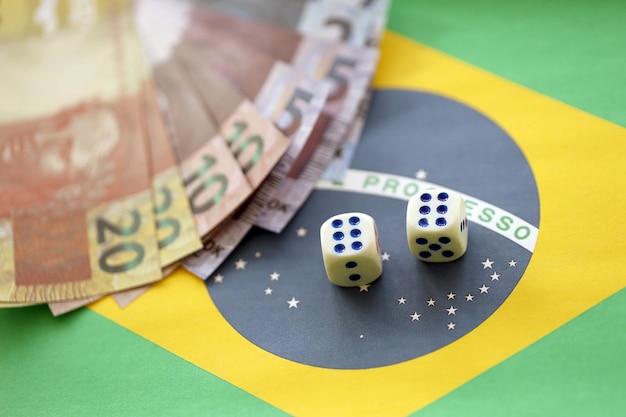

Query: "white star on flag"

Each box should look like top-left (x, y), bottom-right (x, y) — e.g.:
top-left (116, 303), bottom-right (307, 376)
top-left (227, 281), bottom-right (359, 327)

top-left (296, 227), bottom-right (307, 237)
top-left (427, 298), bottom-right (436, 306)
top-left (287, 297), bottom-right (300, 308)
top-left (481, 258), bottom-right (494, 269)
top-left (270, 272), bottom-right (280, 281)
top-left (264, 287), bottom-right (273, 295)
top-left (447, 322), bottom-right (456, 330)
top-left (397, 297), bottom-right (407, 305)
top-left (255, 252), bottom-right (262, 258)
top-left (234, 259), bottom-right (247, 270)
top-left (465, 294), bottom-right (474, 301)
top-left (380, 252), bottom-right (391, 261)
top-left (446, 306), bottom-right (458, 315)
top-left (447, 292), bottom-right (456, 300)
top-left (359, 284), bottom-right (370, 292)
top-left (509, 260), bottom-right (517, 267)
top-left (410, 312), bottom-right (421, 321)
top-left (479, 284), bottom-right (490, 294)
top-left (213, 274), bottom-right (224, 283)
top-left (415, 169), bottom-right (428, 179)
top-left (490, 272), bottom-right (501, 281)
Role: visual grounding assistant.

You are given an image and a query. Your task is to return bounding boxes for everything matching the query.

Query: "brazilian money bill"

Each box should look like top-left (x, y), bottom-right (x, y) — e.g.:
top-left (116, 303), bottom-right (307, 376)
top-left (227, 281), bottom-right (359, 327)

top-left (0, 0), bottom-right (386, 313)
top-left (145, 0), bottom-right (380, 232)
top-left (194, 0), bottom-right (390, 181)
top-left (136, 0), bottom-right (379, 278)
top-left (0, 1), bottom-right (162, 305)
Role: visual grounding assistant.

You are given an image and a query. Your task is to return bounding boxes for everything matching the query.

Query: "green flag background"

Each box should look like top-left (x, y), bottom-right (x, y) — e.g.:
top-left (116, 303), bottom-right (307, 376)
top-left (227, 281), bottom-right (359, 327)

top-left (388, 1), bottom-right (626, 414)
top-left (1, 1), bottom-right (625, 416)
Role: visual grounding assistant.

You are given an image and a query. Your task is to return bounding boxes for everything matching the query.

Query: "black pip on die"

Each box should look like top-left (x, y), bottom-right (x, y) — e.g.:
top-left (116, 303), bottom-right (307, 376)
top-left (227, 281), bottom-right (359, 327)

top-left (406, 188), bottom-right (469, 262)
top-left (320, 212), bottom-right (383, 287)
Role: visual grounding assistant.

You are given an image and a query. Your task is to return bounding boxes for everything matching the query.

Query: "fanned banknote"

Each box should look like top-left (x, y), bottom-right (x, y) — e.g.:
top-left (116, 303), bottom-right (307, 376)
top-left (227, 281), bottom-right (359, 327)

top-left (322, 90), bottom-right (373, 181)
top-left (136, 0), bottom-right (330, 203)
top-left (143, 48), bottom-right (253, 239)
top-left (137, 0), bottom-right (379, 232)
top-left (186, 4), bottom-right (379, 232)
top-left (171, 24), bottom-right (333, 210)
top-left (47, 80), bottom-right (205, 315)
top-left (0, 2), bottom-right (161, 304)
top-left (1, 0), bottom-right (383, 311)
top-left (175, 56), bottom-right (302, 279)
top-left (135, 0), bottom-right (336, 277)
top-left (172, 51), bottom-right (330, 278)
top-left (196, 0), bottom-right (388, 46)
top-left (175, 54), bottom-right (290, 191)
top-left (319, 1), bottom-right (389, 181)
top-left (333, 0), bottom-right (391, 45)
top-left (93, 84), bottom-right (205, 311)
top-left (187, 5), bottom-right (378, 116)
top-left (192, 0), bottom-right (390, 182)
top-left (141, 82), bottom-right (203, 266)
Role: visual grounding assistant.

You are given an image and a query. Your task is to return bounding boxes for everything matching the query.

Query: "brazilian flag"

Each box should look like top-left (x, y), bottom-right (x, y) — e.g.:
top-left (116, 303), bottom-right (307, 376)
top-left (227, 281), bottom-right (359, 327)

top-left (2, 1), bottom-right (625, 416)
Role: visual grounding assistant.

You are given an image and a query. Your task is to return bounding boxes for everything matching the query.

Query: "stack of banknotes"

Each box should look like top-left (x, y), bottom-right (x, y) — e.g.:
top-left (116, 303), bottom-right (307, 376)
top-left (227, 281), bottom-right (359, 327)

top-left (0, 0), bottom-right (387, 315)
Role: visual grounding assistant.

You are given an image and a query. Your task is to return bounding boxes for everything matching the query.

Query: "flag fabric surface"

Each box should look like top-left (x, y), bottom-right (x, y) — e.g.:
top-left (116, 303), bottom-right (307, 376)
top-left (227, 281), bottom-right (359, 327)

top-left (1, 1), bottom-right (625, 416)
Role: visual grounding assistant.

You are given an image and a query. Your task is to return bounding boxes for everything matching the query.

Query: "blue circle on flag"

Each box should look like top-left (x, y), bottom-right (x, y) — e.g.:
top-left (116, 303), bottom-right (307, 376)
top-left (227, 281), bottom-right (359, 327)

top-left (205, 90), bottom-right (539, 369)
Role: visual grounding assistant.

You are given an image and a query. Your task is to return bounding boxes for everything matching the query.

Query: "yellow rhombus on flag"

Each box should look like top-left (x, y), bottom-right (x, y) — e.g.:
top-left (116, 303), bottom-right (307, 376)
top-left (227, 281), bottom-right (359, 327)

top-left (1, 1), bottom-right (625, 416)
top-left (89, 32), bottom-right (626, 417)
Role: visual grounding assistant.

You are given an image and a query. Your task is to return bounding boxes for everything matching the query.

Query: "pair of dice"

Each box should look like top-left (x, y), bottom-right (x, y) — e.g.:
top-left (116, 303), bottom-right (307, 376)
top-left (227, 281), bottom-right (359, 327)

top-left (320, 188), bottom-right (469, 287)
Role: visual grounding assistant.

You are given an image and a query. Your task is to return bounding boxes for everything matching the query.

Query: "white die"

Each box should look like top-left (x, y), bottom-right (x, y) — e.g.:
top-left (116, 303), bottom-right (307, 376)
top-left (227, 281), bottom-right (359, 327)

top-left (320, 212), bottom-right (383, 287)
top-left (406, 188), bottom-right (468, 262)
